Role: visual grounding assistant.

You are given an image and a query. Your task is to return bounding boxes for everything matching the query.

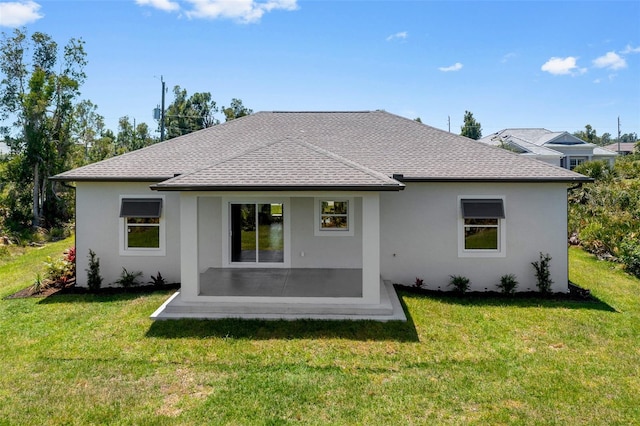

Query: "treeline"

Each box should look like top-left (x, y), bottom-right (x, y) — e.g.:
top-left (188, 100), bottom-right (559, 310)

top-left (0, 29), bottom-right (250, 232)
top-left (569, 154), bottom-right (640, 278)
top-left (573, 124), bottom-right (638, 147)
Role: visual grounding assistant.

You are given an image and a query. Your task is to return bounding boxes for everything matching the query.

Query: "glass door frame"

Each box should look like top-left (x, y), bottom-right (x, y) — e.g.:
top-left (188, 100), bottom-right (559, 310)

top-left (222, 197), bottom-right (291, 268)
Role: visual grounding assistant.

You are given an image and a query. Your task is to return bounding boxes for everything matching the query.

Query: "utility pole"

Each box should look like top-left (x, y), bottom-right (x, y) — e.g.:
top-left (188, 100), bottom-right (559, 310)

top-left (448, 115), bottom-right (451, 132)
top-left (160, 76), bottom-right (166, 142)
top-left (617, 116), bottom-right (621, 154)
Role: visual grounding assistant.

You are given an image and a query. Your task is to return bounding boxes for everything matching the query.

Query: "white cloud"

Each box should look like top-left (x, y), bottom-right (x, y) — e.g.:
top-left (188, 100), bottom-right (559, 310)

top-left (386, 31), bottom-right (407, 42)
top-left (593, 51), bottom-right (627, 70)
top-left (135, 0), bottom-right (180, 12)
top-left (185, 0), bottom-right (297, 23)
top-left (593, 78), bottom-right (601, 84)
top-left (501, 52), bottom-right (517, 63)
top-left (0, 1), bottom-right (43, 27)
top-left (135, 0), bottom-right (297, 22)
top-left (540, 56), bottom-right (586, 76)
top-left (621, 44), bottom-right (640, 54)
top-left (438, 62), bottom-right (463, 72)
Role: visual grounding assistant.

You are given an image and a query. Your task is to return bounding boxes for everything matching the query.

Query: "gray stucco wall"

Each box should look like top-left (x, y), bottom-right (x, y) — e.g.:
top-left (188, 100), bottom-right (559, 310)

top-left (289, 197), bottom-right (363, 268)
top-left (380, 182), bottom-right (569, 292)
top-left (75, 182), bottom-right (181, 286)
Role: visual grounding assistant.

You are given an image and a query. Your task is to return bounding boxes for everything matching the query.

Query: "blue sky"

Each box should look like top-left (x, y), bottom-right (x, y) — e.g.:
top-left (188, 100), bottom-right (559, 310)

top-left (1, 0), bottom-right (639, 138)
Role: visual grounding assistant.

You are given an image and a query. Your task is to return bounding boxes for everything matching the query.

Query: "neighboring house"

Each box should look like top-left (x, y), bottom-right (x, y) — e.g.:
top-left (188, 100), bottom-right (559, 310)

top-left (479, 129), bottom-right (617, 170)
top-left (0, 141), bottom-right (8, 155)
top-left (52, 111), bottom-right (589, 320)
top-left (604, 142), bottom-right (637, 156)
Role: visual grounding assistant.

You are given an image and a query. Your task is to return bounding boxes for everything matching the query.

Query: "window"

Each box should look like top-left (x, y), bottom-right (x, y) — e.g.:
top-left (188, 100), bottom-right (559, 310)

top-left (569, 157), bottom-right (587, 170)
top-left (119, 197), bottom-right (165, 255)
top-left (315, 198), bottom-right (354, 236)
top-left (458, 197), bottom-right (506, 257)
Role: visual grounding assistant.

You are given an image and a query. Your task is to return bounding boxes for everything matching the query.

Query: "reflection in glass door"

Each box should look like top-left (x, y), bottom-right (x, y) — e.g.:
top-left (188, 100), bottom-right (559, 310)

top-left (230, 203), bottom-right (284, 263)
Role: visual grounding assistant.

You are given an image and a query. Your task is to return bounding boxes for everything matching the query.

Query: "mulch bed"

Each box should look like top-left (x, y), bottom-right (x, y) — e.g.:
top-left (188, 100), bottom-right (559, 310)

top-left (4, 282), bottom-right (180, 300)
top-left (394, 282), bottom-right (594, 301)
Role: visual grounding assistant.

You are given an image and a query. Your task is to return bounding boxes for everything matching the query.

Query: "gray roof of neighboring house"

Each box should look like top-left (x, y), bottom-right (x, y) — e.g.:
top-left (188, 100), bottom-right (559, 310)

top-left (480, 134), bottom-right (564, 157)
top-left (604, 142), bottom-right (637, 154)
top-left (53, 111), bottom-right (589, 188)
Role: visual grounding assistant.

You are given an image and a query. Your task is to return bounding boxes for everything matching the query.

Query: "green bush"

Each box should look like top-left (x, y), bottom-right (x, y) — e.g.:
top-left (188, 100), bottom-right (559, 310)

top-left (532, 253), bottom-right (553, 294)
top-left (86, 249), bottom-right (103, 291)
top-left (116, 267), bottom-right (142, 288)
top-left (620, 237), bottom-right (640, 278)
top-left (449, 275), bottom-right (470, 293)
top-left (574, 160), bottom-right (616, 182)
top-left (497, 274), bottom-right (518, 294)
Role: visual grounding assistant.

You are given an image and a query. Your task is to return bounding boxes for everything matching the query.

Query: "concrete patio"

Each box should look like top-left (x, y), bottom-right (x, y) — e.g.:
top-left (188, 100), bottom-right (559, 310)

top-left (150, 268), bottom-right (406, 321)
top-left (199, 268), bottom-right (363, 297)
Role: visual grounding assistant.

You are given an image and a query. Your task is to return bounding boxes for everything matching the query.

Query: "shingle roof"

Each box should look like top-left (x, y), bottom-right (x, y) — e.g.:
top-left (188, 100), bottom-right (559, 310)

top-left (152, 138), bottom-right (403, 191)
top-left (53, 111), bottom-right (589, 187)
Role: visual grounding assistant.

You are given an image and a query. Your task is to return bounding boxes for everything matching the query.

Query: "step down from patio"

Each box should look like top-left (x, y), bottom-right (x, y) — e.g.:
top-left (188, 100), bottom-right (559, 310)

top-left (151, 280), bottom-right (406, 321)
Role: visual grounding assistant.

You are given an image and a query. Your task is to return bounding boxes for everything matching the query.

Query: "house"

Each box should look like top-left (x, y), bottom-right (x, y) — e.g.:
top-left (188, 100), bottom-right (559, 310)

top-left (479, 128), bottom-right (617, 169)
top-left (52, 111), bottom-right (589, 320)
top-left (604, 142), bottom-right (637, 156)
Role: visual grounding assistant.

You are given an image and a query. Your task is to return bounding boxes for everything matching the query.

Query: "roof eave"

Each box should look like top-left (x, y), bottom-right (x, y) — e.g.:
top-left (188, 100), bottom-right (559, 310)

top-left (49, 176), bottom-right (171, 183)
top-left (150, 184), bottom-right (405, 192)
top-left (395, 176), bottom-right (594, 183)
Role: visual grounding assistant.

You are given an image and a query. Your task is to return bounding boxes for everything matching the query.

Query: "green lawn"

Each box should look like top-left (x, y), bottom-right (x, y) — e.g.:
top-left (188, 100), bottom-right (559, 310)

top-left (0, 242), bottom-right (639, 425)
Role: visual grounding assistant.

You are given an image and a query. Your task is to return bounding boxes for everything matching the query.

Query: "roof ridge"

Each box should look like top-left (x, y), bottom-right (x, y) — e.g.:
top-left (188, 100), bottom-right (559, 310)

top-left (291, 138), bottom-right (401, 185)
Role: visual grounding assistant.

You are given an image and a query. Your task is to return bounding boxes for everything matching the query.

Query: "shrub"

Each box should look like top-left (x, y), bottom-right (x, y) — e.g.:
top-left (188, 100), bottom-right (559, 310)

top-left (574, 160), bottom-right (616, 182)
top-left (414, 277), bottom-right (424, 289)
top-left (497, 274), bottom-right (518, 294)
top-left (86, 249), bottom-right (103, 291)
top-left (448, 275), bottom-right (470, 293)
top-left (620, 237), bottom-right (640, 279)
top-left (116, 267), bottom-right (142, 288)
top-left (149, 271), bottom-right (166, 287)
top-left (532, 252), bottom-right (553, 294)
top-left (29, 273), bottom-right (43, 296)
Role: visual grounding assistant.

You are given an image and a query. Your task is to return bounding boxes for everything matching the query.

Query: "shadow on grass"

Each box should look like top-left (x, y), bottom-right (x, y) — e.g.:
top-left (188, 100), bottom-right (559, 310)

top-left (145, 296), bottom-right (420, 342)
top-left (396, 287), bottom-right (618, 313)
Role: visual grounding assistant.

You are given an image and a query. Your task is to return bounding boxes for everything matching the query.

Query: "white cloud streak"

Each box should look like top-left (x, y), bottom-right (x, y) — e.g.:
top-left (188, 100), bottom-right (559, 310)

top-left (136, 0), bottom-right (298, 23)
top-left (135, 0), bottom-right (180, 12)
top-left (438, 62), bottom-right (463, 72)
top-left (540, 56), bottom-right (586, 76)
top-left (621, 44), bottom-right (640, 54)
top-left (0, 1), bottom-right (43, 27)
top-left (593, 51), bottom-right (627, 70)
top-left (386, 31), bottom-right (407, 42)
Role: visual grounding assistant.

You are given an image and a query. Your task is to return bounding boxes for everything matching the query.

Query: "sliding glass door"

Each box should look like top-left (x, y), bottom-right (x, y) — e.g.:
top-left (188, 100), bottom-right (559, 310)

top-left (230, 203), bottom-right (284, 264)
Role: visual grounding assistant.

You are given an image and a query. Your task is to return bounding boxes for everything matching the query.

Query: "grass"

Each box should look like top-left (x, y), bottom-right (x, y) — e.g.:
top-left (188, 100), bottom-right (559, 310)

top-left (0, 242), bottom-right (639, 424)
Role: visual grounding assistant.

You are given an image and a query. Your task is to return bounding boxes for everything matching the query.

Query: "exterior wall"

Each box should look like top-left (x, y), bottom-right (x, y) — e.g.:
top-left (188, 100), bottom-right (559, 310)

top-left (197, 196), bottom-right (223, 271)
top-left (75, 182), bottom-right (181, 287)
top-left (289, 197), bottom-right (362, 268)
top-left (380, 182), bottom-right (569, 293)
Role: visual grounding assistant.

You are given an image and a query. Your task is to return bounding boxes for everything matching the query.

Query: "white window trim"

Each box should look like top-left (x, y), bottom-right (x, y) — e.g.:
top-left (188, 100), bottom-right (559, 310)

top-left (457, 195), bottom-right (506, 258)
top-left (119, 194), bottom-right (166, 256)
top-left (314, 197), bottom-right (354, 237)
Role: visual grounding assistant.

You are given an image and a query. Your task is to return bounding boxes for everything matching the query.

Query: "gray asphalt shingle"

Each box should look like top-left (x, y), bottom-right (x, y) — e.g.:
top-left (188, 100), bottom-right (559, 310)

top-left (53, 111), bottom-right (589, 186)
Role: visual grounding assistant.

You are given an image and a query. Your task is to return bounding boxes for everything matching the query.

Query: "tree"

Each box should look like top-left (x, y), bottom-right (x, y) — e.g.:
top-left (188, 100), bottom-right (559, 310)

top-left (573, 124), bottom-right (600, 145)
top-left (71, 99), bottom-right (104, 164)
top-left (460, 111), bottom-right (482, 140)
top-left (619, 133), bottom-right (638, 143)
top-left (0, 29), bottom-right (87, 228)
top-left (116, 116), bottom-right (155, 153)
top-left (163, 86), bottom-right (219, 139)
top-left (222, 98), bottom-right (252, 122)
